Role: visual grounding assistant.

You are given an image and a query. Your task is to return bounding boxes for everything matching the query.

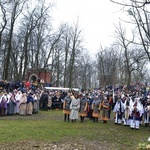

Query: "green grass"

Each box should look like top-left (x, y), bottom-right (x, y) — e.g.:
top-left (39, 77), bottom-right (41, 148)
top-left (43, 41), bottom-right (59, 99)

top-left (0, 110), bottom-right (149, 150)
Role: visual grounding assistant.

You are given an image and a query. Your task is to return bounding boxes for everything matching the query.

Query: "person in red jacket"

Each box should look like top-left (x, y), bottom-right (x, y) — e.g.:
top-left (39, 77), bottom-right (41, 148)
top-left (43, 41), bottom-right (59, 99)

top-left (25, 80), bottom-right (30, 91)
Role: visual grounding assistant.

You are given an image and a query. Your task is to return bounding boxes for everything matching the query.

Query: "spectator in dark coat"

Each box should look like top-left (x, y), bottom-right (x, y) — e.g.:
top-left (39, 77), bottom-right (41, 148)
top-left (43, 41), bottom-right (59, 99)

top-left (40, 91), bottom-right (48, 111)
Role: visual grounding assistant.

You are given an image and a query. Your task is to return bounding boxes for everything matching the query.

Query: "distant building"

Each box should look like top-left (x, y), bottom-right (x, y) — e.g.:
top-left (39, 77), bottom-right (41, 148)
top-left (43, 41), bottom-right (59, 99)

top-left (26, 68), bottom-right (51, 84)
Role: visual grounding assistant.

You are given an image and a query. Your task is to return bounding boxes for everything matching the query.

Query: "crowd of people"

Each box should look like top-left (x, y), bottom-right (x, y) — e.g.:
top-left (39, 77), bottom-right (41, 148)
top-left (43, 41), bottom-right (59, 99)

top-left (0, 79), bottom-right (65, 116)
top-left (0, 80), bottom-right (149, 131)
top-left (0, 79), bottom-right (69, 116)
top-left (62, 83), bottom-right (150, 130)
top-left (0, 89), bottom-right (40, 116)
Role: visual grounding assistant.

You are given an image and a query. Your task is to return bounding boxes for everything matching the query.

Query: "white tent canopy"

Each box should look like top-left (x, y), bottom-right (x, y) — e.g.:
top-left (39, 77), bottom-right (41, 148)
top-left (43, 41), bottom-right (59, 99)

top-left (44, 87), bottom-right (80, 92)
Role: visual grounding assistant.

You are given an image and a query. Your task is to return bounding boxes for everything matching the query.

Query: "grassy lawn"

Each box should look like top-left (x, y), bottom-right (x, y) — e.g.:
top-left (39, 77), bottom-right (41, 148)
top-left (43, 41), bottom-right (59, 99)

top-left (0, 110), bottom-right (149, 150)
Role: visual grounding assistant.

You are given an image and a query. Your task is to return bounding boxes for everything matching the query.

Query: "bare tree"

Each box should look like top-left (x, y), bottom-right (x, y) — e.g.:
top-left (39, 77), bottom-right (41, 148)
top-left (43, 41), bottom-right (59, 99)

top-left (68, 20), bottom-right (83, 88)
top-left (96, 45), bottom-right (118, 87)
top-left (0, 1), bottom-right (7, 48)
top-left (17, 0), bottom-right (53, 80)
top-left (114, 23), bottom-right (146, 89)
top-left (59, 23), bottom-right (71, 87)
top-left (3, 0), bottom-right (28, 80)
top-left (73, 50), bottom-right (92, 89)
top-left (127, 6), bottom-right (150, 61)
top-left (110, 0), bottom-right (150, 61)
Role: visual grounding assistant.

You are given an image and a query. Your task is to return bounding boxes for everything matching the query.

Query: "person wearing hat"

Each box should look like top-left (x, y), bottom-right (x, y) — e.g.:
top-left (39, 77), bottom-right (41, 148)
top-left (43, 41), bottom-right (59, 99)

top-left (107, 94), bottom-right (113, 119)
top-left (63, 92), bottom-right (72, 122)
top-left (86, 94), bottom-right (93, 120)
top-left (113, 95), bottom-right (124, 125)
top-left (101, 96), bottom-right (109, 123)
top-left (123, 95), bottom-right (133, 126)
top-left (79, 93), bottom-right (88, 123)
top-left (130, 98), bottom-right (143, 129)
top-left (92, 95), bottom-right (101, 123)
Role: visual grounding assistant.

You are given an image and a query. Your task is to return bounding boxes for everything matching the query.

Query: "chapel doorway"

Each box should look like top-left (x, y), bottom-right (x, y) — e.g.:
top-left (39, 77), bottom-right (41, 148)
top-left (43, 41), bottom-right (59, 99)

top-left (29, 74), bottom-right (38, 82)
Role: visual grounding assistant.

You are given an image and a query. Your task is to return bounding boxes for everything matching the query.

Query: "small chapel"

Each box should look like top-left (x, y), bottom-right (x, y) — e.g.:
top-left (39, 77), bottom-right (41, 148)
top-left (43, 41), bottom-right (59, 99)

top-left (26, 68), bottom-right (51, 84)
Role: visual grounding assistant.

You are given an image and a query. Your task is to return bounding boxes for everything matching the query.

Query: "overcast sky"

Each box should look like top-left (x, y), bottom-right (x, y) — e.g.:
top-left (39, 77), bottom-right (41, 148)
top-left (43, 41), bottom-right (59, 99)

top-left (49, 0), bottom-right (126, 56)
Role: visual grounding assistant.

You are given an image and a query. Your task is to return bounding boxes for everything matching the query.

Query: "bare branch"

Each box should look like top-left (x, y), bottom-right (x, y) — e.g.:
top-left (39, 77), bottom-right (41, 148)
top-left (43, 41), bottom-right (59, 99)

top-left (110, 0), bottom-right (150, 8)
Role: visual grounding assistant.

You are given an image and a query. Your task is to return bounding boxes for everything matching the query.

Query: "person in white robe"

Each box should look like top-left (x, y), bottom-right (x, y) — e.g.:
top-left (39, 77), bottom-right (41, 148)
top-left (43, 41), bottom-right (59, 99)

top-left (26, 93), bottom-right (34, 115)
top-left (138, 97), bottom-right (144, 125)
top-left (130, 98), bottom-right (143, 130)
top-left (113, 95), bottom-right (124, 124)
top-left (32, 92), bottom-right (40, 114)
top-left (69, 93), bottom-right (80, 123)
top-left (15, 91), bottom-right (22, 114)
top-left (123, 96), bottom-right (133, 126)
top-left (19, 93), bottom-right (27, 115)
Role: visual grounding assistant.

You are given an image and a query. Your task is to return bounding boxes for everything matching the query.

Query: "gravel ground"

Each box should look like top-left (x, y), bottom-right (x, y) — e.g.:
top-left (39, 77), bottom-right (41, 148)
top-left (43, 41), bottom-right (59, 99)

top-left (0, 140), bottom-right (113, 150)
